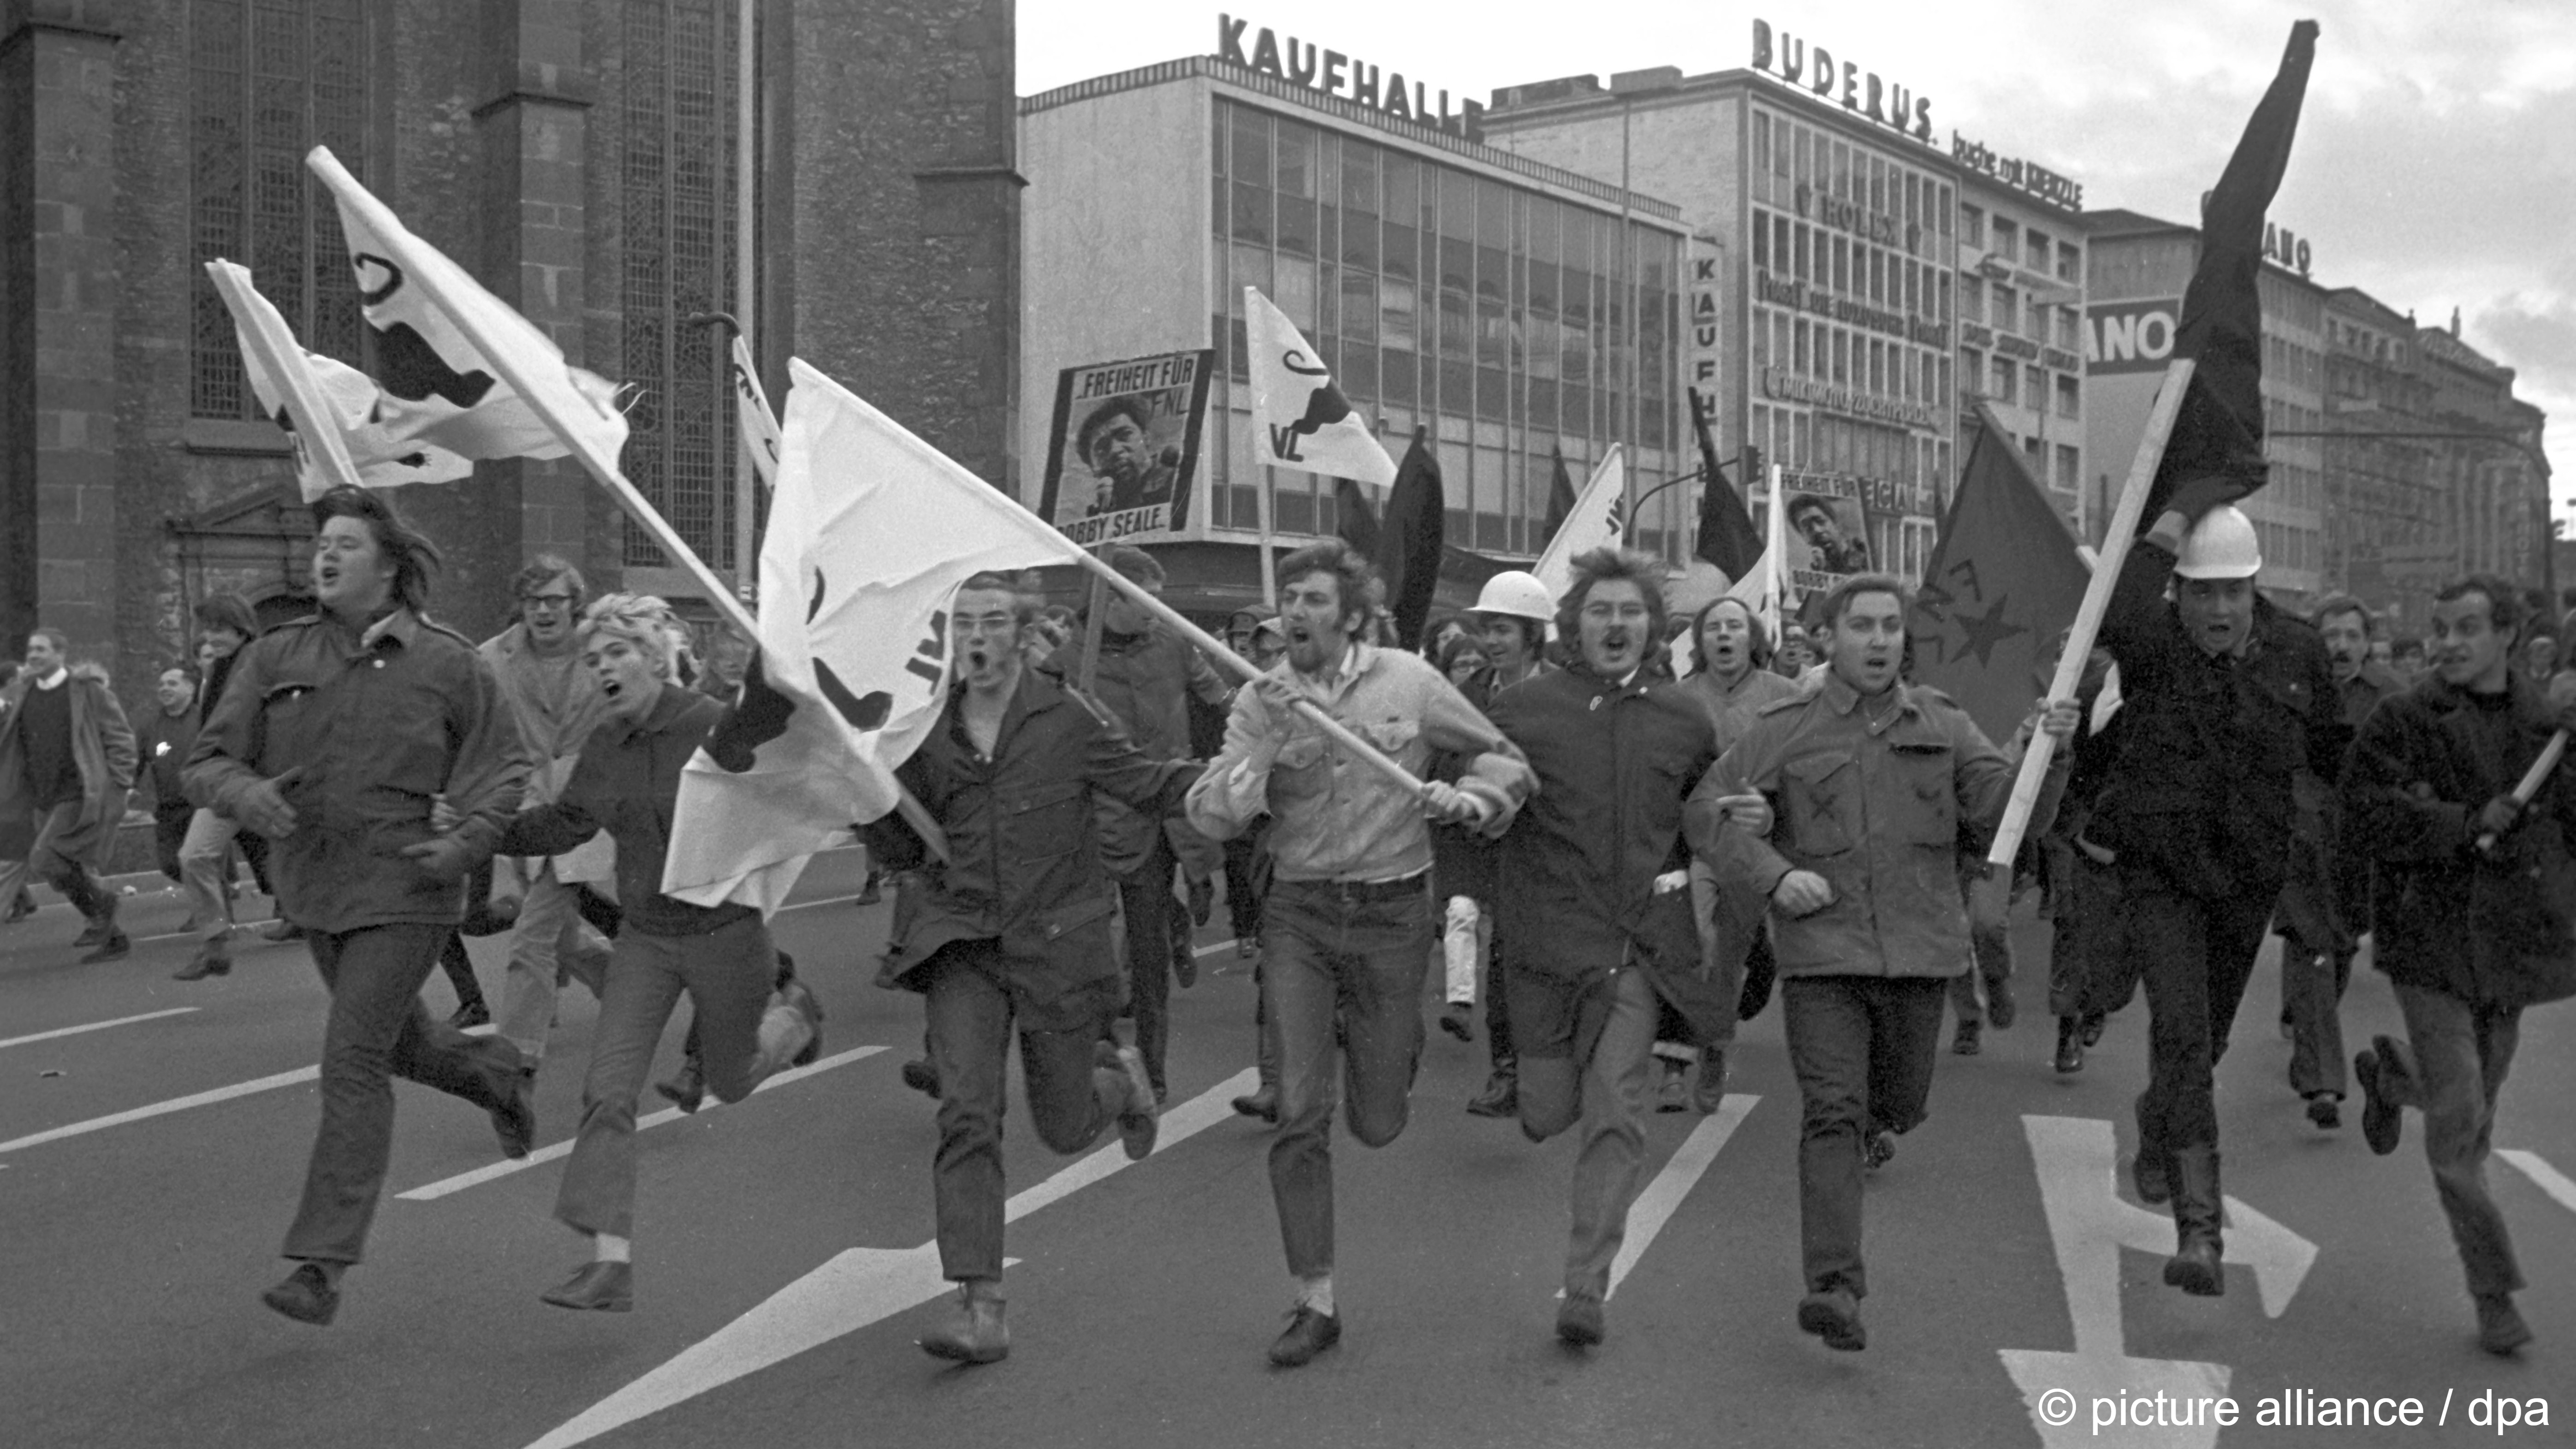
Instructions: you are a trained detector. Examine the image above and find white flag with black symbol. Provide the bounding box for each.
[308,146,629,471]
[1531,445,1628,599]
[727,333,783,491]
[207,260,473,499]
[1246,287,1396,487]
[662,359,1082,909]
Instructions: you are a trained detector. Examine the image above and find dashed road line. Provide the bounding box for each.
[0,1007,198,1051]
[2499,1149,2576,1215]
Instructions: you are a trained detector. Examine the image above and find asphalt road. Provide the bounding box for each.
[5,852,2571,1449]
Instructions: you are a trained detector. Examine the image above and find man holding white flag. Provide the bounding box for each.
[1246,288,1396,487]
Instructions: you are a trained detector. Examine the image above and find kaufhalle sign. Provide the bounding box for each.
[1215,13,1485,139]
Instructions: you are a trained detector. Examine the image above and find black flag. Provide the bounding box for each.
[1695,445,1763,583]
[1379,432,1445,648]
[2142,19,2318,526]
[1334,477,1382,563]
[1541,447,1578,542]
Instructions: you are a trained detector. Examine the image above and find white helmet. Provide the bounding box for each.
[1470,570,1556,624]
[2173,505,2261,580]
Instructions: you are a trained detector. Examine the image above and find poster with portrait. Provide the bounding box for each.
[1776,468,1882,596]
[1037,349,1215,546]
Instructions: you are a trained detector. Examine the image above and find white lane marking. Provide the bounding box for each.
[521,1068,1258,1449]
[2500,1149,2576,1214]
[0,1007,198,1051]
[1605,1093,1757,1299]
[0,1065,318,1155]
[399,1046,886,1201]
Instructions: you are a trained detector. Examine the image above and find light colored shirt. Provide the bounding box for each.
[1187,642,1532,883]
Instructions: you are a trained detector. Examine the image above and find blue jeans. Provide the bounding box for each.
[1263,876,1433,1279]
[925,939,1129,1283]
[283,923,524,1263]
[2380,983,2524,1299]
[1517,964,1660,1302]
[1780,974,1948,1298]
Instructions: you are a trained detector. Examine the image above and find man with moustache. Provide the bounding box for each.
[1485,549,1733,1346]
[1189,540,1532,1367]
[2343,575,2576,1356]
[2273,595,2402,1127]
[2086,497,2342,1298]
[186,486,535,1326]
[861,573,1194,1366]
[1690,574,2076,1351]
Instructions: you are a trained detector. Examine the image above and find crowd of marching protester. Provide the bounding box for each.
[2,481,2567,1367]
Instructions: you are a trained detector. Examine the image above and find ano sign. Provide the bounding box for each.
[2084,298,2180,376]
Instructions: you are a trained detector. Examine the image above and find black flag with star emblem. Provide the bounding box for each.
[1910,405,2092,743]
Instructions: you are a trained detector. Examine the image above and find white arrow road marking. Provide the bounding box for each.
[399,1046,887,1201]
[2499,1149,2576,1214]
[1553,1093,1759,1301]
[0,1007,198,1051]
[520,1067,1259,1449]
[2000,1116,2318,1449]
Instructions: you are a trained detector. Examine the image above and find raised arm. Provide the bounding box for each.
[1185,681,1284,842]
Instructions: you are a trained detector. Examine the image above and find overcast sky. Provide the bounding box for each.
[1021,0,2576,517]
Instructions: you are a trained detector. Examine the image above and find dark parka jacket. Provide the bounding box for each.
[863,668,1201,1031]
[1043,624,1225,877]
[1486,665,1727,1052]
[2087,539,2344,899]
[2338,673,2576,1012]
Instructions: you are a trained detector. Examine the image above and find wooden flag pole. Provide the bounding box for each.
[1986,356,2196,870]
[304,148,946,861]
[2477,729,2569,852]
[1077,546,1110,694]
[1065,549,1432,799]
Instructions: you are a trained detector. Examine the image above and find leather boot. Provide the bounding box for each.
[2162,1144,2225,1297]
[2052,1015,2084,1074]
[918,1281,1009,1364]
[1466,1057,1519,1117]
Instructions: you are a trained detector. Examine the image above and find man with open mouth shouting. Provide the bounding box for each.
[861,571,1204,1366]
[1187,540,1534,1369]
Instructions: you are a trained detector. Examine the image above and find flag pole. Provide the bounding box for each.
[1985,356,2196,869]
[1066,548,1430,798]
[732,0,757,599]
[303,148,947,861]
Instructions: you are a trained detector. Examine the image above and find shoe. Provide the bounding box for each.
[489,1068,537,1159]
[1438,1003,1474,1043]
[901,1057,942,1100]
[1864,1130,1895,1171]
[2131,1146,2172,1205]
[1236,937,1259,960]
[855,871,884,906]
[2475,1292,2534,1356]
[73,916,107,948]
[655,1058,706,1114]
[2161,1145,2225,1298]
[1113,1045,1158,1159]
[2080,1012,2106,1047]
[1951,1020,1981,1055]
[1173,948,1198,990]
[1796,1289,1866,1351]
[1231,1084,1279,1123]
[918,1288,1009,1364]
[1555,1294,1605,1346]
[1188,877,1214,929]
[772,978,825,1068]
[446,1000,490,1030]
[2304,1092,2340,1130]
[1267,1306,1341,1367]
[3,890,34,925]
[174,941,233,980]
[262,1262,340,1325]
[261,919,305,943]
[2053,1016,2085,1074]
[1656,1062,1691,1113]
[78,929,131,964]
[1986,977,2016,1029]
[1466,1068,1519,1118]
[1692,1047,1729,1115]
[2355,1043,2403,1156]
[541,1260,634,1312]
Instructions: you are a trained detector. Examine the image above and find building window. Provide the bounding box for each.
[1990,284,2015,333]
[2024,363,2045,405]
[1961,203,1984,249]
[620,0,742,570]
[189,0,369,420]
[1993,217,2018,265]
[2055,373,2079,419]
[2056,240,2080,282]
[1989,354,2015,404]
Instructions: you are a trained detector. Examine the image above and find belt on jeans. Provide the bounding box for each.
[1277,872,1427,903]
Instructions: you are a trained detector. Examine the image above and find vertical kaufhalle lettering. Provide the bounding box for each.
[1750,18,1933,143]
[1217,13,1484,141]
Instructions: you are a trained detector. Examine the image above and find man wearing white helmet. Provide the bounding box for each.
[2087,489,2342,1300]
[1456,569,1560,1117]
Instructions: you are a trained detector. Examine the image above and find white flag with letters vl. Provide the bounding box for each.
[660,359,1084,909]
[1246,287,1396,487]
